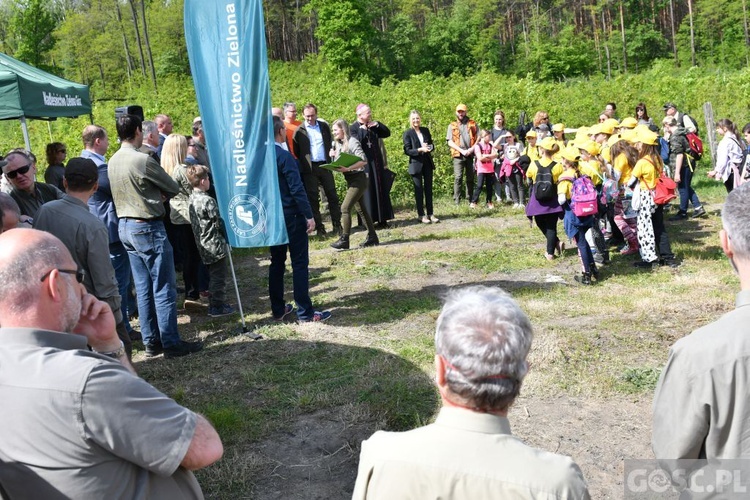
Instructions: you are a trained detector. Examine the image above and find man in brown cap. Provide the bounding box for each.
[446,104,478,205]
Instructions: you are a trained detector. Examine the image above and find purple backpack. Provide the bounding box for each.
[570,175,599,216]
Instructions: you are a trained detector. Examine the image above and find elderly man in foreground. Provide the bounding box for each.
[352,286,590,499]
[653,182,750,458]
[0,229,223,498]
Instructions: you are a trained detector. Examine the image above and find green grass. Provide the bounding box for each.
[131,189,738,498]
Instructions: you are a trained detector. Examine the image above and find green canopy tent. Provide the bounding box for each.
[0,52,91,151]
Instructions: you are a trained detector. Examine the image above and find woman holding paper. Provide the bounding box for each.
[403,110,438,224]
[329,119,379,250]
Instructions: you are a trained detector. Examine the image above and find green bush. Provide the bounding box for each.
[3,62,748,203]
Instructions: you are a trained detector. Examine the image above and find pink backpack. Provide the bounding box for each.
[570,175,599,216]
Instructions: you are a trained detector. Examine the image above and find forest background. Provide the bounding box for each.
[2,0,750,201]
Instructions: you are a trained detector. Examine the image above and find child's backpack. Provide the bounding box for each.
[602,177,619,204]
[653,172,677,205]
[570,175,599,216]
[534,160,556,201]
[685,132,703,161]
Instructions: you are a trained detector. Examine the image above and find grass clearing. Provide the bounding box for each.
[131,185,737,498]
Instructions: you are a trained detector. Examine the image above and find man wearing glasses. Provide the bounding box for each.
[34,158,133,358]
[283,101,301,154]
[2,150,63,219]
[0,228,223,498]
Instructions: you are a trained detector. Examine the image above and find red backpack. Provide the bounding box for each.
[685,132,703,160]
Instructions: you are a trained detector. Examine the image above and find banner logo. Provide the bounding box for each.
[228,194,266,238]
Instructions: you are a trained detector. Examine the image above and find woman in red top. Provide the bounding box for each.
[470,129,498,209]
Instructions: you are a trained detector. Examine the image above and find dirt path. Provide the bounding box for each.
[235,207,660,499]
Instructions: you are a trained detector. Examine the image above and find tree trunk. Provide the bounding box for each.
[619,1,627,73]
[605,42,611,80]
[669,0,678,66]
[591,5,602,72]
[139,0,157,91]
[114,0,134,79]
[128,0,147,77]
[687,0,696,66]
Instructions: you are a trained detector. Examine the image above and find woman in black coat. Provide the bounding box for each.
[403,110,439,223]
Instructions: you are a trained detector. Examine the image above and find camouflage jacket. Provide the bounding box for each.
[189,190,228,265]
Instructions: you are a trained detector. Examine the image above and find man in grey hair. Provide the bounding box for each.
[352,286,590,499]
[653,182,750,459]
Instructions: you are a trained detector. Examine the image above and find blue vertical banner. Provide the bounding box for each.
[184,0,287,248]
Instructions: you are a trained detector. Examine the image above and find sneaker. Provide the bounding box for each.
[668,212,688,222]
[145,342,163,357]
[421,216,431,224]
[208,303,235,318]
[429,215,440,223]
[163,340,204,359]
[692,207,707,218]
[302,310,332,323]
[660,258,680,268]
[606,238,625,248]
[545,253,555,261]
[199,291,210,304]
[469,202,477,209]
[183,296,204,309]
[274,303,295,321]
[620,244,640,256]
[486,203,494,209]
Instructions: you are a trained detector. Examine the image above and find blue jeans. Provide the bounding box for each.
[110,241,134,334]
[269,213,314,321]
[118,219,181,348]
[677,162,702,214]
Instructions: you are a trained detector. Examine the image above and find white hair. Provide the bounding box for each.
[435,286,533,412]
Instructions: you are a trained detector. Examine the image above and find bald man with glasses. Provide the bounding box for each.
[2,150,63,219]
[0,228,223,498]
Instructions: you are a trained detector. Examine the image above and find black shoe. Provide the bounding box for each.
[163,340,204,359]
[375,222,390,229]
[633,260,658,269]
[669,212,688,222]
[692,207,707,218]
[331,235,350,250]
[574,272,592,285]
[332,224,343,236]
[316,227,327,237]
[590,265,600,281]
[660,258,680,268]
[145,342,163,357]
[602,252,610,265]
[360,234,380,247]
[128,329,142,342]
[605,238,625,248]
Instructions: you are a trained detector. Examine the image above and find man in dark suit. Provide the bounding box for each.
[270,116,331,323]
[403,110,439,224]
[292,103,342,236]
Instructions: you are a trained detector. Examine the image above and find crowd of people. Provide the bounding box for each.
[2,99,750,497]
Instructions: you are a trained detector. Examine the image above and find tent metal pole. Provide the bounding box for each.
[20,116,30,151]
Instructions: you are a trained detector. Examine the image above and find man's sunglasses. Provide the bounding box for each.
[5,164,31,179]
[39,268,86,283]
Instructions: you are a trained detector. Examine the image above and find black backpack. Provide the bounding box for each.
[534,160,556,201]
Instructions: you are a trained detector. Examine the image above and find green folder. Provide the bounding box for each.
[319,153,363,171]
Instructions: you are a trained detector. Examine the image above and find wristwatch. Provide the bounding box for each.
[94,341,125,359]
